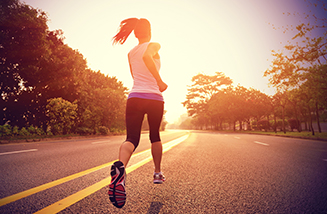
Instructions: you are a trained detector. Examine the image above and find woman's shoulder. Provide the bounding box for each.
[146,42,161,52]
[148,42,160,48]
[129,42,161,57]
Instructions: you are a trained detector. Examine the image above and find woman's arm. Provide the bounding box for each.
[143,43,168,92]
[128,54,133,79]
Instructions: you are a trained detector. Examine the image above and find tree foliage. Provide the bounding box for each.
[263,0,327,134]
[0,0,128,135]
[183,69,326,132]
[206,85,271,130]
[182,72,232,117]
[46,98,77,135]
[182,70,274,131]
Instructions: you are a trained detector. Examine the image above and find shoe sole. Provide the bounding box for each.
[153,178,165,184]
[108,162,126,208]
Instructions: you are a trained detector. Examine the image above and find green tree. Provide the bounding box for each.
[0,0,49,126]
[207,89,232,130]
[183,72,232,116]
[76,70,127,132]
[275,91,289,133]
[1,0,128,134]
[303,64,327,132]
[285,89,303,132]
[207,86,271,131]
[0,1,86,128]
[46,97,77,135]
[182,72,232,129]
[248,88,271,123]
[264,1,327,134]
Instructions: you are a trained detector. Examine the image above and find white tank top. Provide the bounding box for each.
[128,42,162,96]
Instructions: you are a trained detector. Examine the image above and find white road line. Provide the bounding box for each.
[234,136,240,139]
[254,141,269,146]
[0,149,38,156]
[91,140,110,144]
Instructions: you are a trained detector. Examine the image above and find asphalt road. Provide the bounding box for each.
[0,130,326,213]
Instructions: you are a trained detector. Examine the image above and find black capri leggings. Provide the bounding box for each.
[125,98,164,149]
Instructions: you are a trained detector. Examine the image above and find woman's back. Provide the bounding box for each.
[128,42,162,95]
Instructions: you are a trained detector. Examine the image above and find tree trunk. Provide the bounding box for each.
[304,120,308,131]
[309,107,315,136]
[297,119,302,132]
[316,102,321,133]
[248,120,251,131]
[310,118,315,135]
[292,102,301,132]
[274,114,277,133]
[282,106,286,134]
[295,115,301,132]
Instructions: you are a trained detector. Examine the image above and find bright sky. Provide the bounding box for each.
[22,0,322,124]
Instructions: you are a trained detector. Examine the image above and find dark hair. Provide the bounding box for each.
[112,18,151,45]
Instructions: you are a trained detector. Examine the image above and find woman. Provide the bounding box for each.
[108,18,168,209]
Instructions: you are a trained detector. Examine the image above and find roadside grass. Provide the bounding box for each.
[0,130,126,144]
[226,130,327,141]
[0,134,81,144]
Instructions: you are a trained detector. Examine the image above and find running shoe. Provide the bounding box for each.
[108,161,126,208]
[153,172,166,184]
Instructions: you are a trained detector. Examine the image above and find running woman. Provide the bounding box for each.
[108,18,168,209]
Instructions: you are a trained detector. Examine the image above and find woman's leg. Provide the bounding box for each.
[109,98,144,208]
[151,141,162,173]
[119,141,135,167]
[121,98,145,166]
[147,100,164,173]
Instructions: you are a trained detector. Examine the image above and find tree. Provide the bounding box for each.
[248,88,271,121]
[184,71,273,131]
[0,0,49,126]
[1,0,128,134]
[303,64,327,133]
[0,1,87,128]
[46,98,77,135]
[207,91,228,130]
[182,72,232,129]
[264,1,327,134]
[76,70,127,132]
[286,89,303,132]
[206,86,258,131]
[274,92,289,133]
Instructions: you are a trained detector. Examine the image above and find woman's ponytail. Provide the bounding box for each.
[113,18,151,45]
[112,18,139,45]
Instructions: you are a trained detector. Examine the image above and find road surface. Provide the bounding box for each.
[0,130,326,213]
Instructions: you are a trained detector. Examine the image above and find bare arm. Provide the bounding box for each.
[142,43,168,92]
[128,55,133,79]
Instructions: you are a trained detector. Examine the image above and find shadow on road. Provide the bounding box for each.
[147,201,163,214]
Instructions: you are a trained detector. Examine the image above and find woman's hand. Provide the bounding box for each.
[158,81,168,92]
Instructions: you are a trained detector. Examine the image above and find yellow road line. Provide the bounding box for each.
[34,134,189,214]
[0,133,189,208]
[0,160,115,207]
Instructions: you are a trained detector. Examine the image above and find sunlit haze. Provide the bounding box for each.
[22,0,321,124]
